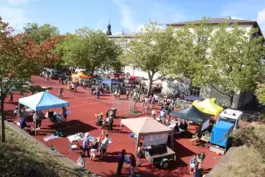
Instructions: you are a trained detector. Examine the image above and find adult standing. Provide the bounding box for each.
[129,154,136,177]
[100,133,110,159]
[62,107,67,121]
[108,116,113,132]
[82,132,90,157]
[117,149,126,177]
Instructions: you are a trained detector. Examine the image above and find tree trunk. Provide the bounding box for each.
[90,66,95,76]
[147,72,155,96]
[229,95,234,108]
[1,97,5,143]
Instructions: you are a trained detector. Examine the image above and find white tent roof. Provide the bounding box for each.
[121,117,172,136]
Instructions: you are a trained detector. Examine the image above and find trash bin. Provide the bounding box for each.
[110,108,117,118]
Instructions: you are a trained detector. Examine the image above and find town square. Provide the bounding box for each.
[1,1,265,177]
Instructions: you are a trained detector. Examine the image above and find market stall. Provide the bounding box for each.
[209,120,234,155]
[101,79,121,93]
[120,117,175,169]
[170,106,211,125]
[72,71,91,82]
[193,98,223,116]
[18,91,69,111]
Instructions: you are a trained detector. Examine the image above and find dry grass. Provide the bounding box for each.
[0,127,81,177]
[215,146,265,177]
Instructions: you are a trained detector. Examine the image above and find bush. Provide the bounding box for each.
[231,124,265,159]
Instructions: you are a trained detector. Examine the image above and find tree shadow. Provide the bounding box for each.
[48,120,97,135]
[174,141,195,158]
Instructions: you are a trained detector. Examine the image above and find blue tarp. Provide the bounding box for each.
[210,121,234,148]
[101,79,120,85]
[18,91,69,111]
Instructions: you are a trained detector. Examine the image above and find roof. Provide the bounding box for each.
[219,109,243,120]
[167,18,257,27]
[121,117,172,135]
[107,33,136,39]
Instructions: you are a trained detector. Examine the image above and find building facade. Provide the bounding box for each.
[167,17,264,109]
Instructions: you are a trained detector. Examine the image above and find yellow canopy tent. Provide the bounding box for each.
[71,72,91,81]
[192,98,223,116]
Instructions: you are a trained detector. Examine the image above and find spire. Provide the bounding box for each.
[106,16,112,35]
[122,29,125,35]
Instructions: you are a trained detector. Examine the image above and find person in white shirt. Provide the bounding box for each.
[100,133,110,159]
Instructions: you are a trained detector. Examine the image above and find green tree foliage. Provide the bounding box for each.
[0,17,38,142]
[125,21,175,95]
[57,28,122,75]
[166,19,213,81]
[167,19,265,107]
[23,23,60,44]
[205,23,265,106]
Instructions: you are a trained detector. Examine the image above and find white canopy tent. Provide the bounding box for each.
[120,117,174,153]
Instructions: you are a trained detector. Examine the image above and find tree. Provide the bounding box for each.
[166,19,213,82]
[57,28,122,75]
[0,17,37,142]
[202,22,265,106]
[125,21,175,95]
[23,23,60,44]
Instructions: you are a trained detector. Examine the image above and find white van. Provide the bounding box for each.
[218,109,243,130]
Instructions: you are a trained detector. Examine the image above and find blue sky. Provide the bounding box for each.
[0,0,265,34]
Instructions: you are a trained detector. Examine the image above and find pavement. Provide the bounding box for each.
[4,76,221,177]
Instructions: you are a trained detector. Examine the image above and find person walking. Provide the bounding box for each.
[129,154,136,177]
[58,88,64,98]
[117,149,126,177]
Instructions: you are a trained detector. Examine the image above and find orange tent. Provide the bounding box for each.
[77,72,91,79]
[72,72,91,80]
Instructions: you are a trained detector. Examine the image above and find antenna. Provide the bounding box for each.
[109,14,111,24]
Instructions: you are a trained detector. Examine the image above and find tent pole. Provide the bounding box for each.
[171,130,174,149]
[136,135,140,155]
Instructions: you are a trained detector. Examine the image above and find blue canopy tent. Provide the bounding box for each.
[101,79,120,85]
[210,121,234,148]
[18,91,69,111]
[170,106,211,125]
[101,79,121,93]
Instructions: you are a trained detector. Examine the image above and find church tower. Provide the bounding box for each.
[106,20,112,35]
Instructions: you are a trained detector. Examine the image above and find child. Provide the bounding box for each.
[151,109,156,119]
[58,88,63,98]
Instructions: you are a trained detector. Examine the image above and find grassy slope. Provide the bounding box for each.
[0,127,80,177]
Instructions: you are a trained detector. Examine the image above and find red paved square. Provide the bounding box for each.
[4,76,220,177]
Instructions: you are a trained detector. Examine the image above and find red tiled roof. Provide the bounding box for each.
[167,18,257,27]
